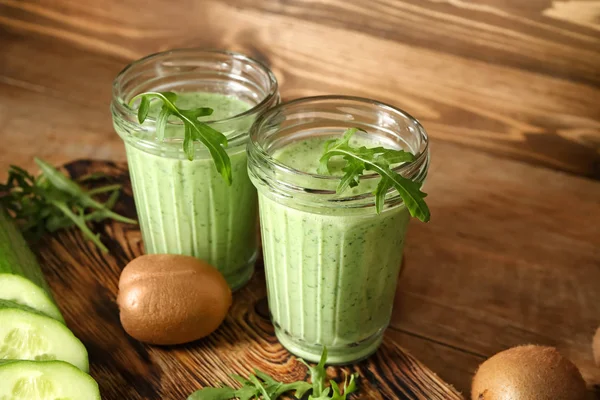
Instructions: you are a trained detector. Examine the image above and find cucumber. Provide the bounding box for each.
[0,208,64,322]
[0,300,89,372]
[0,360,100,400]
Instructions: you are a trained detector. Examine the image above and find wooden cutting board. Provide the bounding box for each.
[35,159,464,400]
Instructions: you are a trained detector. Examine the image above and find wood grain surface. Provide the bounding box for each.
[33,159,463,400]
[0,0,599,397]
[1,0,599,178]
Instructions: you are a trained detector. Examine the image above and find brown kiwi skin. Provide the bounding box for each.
[594,327,600,367]
[117,254,232,345]
[471,345,587,400]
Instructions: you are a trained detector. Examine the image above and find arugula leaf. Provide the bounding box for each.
[235,385,259,400]
[254,369,282,398]
[50,200,108,252]
[273,381,312,399]
[187,387,237,400]
[156,108,171,141]
[300,347,328,397]
[344,374,357,396]
[249,374,272,399]
[330,381,343,400]
[76,171,110,183]
[308,388,331,400]
[34,158,136,225]
[137,96,150,123]
[86,184,122,197]
[103,189,121,209]
[329,373,358,400]
[130,91,232,185]
[186,348,356,400]
[0,158,137,252]
[318,128,430,222]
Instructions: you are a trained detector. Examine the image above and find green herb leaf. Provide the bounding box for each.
[77,171,110,183]
[254,369,279,386]
[156,108,171,141]
[235,385,259,400]
[186,348,354,400]
[103,189,121,209]
[248,375,273,400]
[50,201,108,253]
[344,374,358,396]
[319,128,430,222]
[300,347,328,397]
[254,369,282,397]
[274,381,312,399]
[249,368,312,399]
[329,373,358,400]
[308,387,331,400]
[183,124,195,160]
[187,387,237,400]
[130,91,232,185]
[0,158,137,252]
[34,158,137,225]
[86,184,122,196]
[330,381,342,398]
[137,96,150,124]
[34,158,88,201]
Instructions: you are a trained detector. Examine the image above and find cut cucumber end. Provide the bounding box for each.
[0,274,64,322]
[0,303,89,373]
[0,360,100,400]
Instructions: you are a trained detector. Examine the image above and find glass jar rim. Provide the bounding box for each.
[111,48,279,128]
[249,95,429,183]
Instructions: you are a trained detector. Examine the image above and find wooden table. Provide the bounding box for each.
[1,0,599,397]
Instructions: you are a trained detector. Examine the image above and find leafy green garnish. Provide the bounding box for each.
[0,158,137,252]
[330,374,357,400]
[129,91,232,185]
[300,347,328,397]
[188,348,358,400]
[189,387,237,400]
[318,128,430,222]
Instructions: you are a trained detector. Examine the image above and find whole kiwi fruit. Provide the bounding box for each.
[471,345,587,400]
[117,254,232,345]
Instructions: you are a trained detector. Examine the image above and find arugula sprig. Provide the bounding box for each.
[188,348,359,400]
[0,158,137,252]
[329,374,357,400]
[130,91,233,185]
[299,348,328,398]
[318,128,430,222]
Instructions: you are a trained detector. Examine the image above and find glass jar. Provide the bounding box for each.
[248,96,429,364]
[111,49,279,290]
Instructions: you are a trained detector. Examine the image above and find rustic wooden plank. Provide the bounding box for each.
[0,29,123,106]
[33,159,464,400]
[2,0,599,82]
[218,0,600,86]
[0,1,598,396]
[0,81,125,176]
[0,2,599,178]
[385,327,485,396]
[389,141,600,392]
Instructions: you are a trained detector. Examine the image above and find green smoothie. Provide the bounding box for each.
[257,136,411,364]
[118,92,258,290]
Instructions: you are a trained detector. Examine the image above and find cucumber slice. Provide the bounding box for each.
[0,360,100,400]
[0,300,89,372]
[0,209,63,322]
[0,275,63,323]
